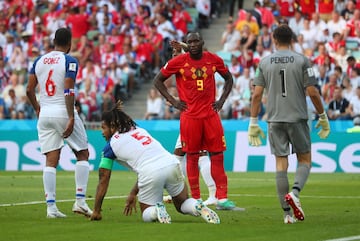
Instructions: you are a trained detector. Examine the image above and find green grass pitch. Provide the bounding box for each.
[0,171,359,241]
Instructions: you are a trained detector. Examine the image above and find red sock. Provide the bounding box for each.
[210,152,228,199]
[186,153,200,199]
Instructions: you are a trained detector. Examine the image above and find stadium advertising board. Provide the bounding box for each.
[0,130,359,173]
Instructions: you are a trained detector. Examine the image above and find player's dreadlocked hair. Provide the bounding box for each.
[101,100,137,133]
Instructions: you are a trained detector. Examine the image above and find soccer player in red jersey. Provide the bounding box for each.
[154,32,237,210]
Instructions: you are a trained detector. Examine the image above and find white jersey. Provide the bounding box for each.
[102,127,178,174]
[30,50,78,118]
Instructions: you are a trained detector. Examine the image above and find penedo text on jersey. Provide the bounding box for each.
[270,56,295,64]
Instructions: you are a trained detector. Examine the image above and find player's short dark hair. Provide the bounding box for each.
[54,28,72,47]
[273,24,293,45]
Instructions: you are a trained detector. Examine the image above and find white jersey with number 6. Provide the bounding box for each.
[30,50,78,118]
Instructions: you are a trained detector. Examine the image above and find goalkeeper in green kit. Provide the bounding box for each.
[247,24,330,224]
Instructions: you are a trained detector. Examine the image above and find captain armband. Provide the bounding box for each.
[64,88,75,96]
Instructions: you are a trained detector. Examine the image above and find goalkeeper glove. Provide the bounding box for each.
[315,112,330,139]
[248,117,265,146]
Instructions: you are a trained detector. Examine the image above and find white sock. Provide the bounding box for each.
[174,154,186,177]
[198,155,216,198]
[43,166,56,206]
[142,206,157,222]
[180,198,199,216]
[75,161,90,203]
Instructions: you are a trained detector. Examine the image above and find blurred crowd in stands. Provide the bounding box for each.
[0,0,222,121]
[145,0,360,122]
[212,0,360,122]
[1,0,360,123]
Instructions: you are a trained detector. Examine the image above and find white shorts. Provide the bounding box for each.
[174,134,182,149]
[37,115,88,154]
[137,163,185,205]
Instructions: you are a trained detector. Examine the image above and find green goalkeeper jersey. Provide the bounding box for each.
[254,49,317,123]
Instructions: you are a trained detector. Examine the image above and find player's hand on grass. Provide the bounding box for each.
[123,194,137,216]
[315,112,330,139]
[248,117,265,146]
[90,211,102,221]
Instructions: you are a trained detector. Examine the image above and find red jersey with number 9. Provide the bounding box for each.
[161,51,228,118]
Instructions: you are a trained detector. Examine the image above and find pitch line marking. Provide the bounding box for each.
[1,194,359,207]
[0,195,127,207]
[323,235,360,241]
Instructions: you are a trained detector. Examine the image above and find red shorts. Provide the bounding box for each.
[180,113,226,153]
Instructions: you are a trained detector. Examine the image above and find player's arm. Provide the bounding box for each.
[62,76,75,138]
[153,67,186,111]
[90,167,112,221]
[123,180,139,216]
[250,85,264,117]
[26,74,40,117]
[248,85,266,146]
[307,85,324,114]
[307,85,330,139]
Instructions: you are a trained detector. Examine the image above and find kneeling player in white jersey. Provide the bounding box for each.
[90,101,220,224]
[26,28,92,218]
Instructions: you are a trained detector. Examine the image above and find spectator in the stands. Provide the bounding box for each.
[327,11,347,37]
[0,21,6,48]
[346,56,360,78]
[310,12,328,41]
[171,1,193,39]
[277,0,296,19]
[257,24,273,52]
[349,86,360,118]
[144,87,163,120]
[235,10,259,36]
[322,73,340,105]
[288,8,304,36]
[318,0,334,22]
[8,45,27,79]
[342,76,355,101]
[2,73,25,102]
[221,20,241,52]
[332,46,349,73]
[325,32,346,57]
[327,86,351,120]
[147,23,163,73]
[163,86,180,120]
[341,0,356,21]
[4,88,25,119]
[349,67,360,91]
[96,65,115,112]
[344,9,360,42]
[42,0,63,39]
[0,55,11,93]
[65,4,90,49]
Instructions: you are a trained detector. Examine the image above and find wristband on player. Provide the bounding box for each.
[64,88,75,96]
[319,112,327,120]
[250,117,258,125]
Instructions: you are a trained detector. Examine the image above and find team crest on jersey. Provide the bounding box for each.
[69,63,77,71]
[195,68,203,78]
